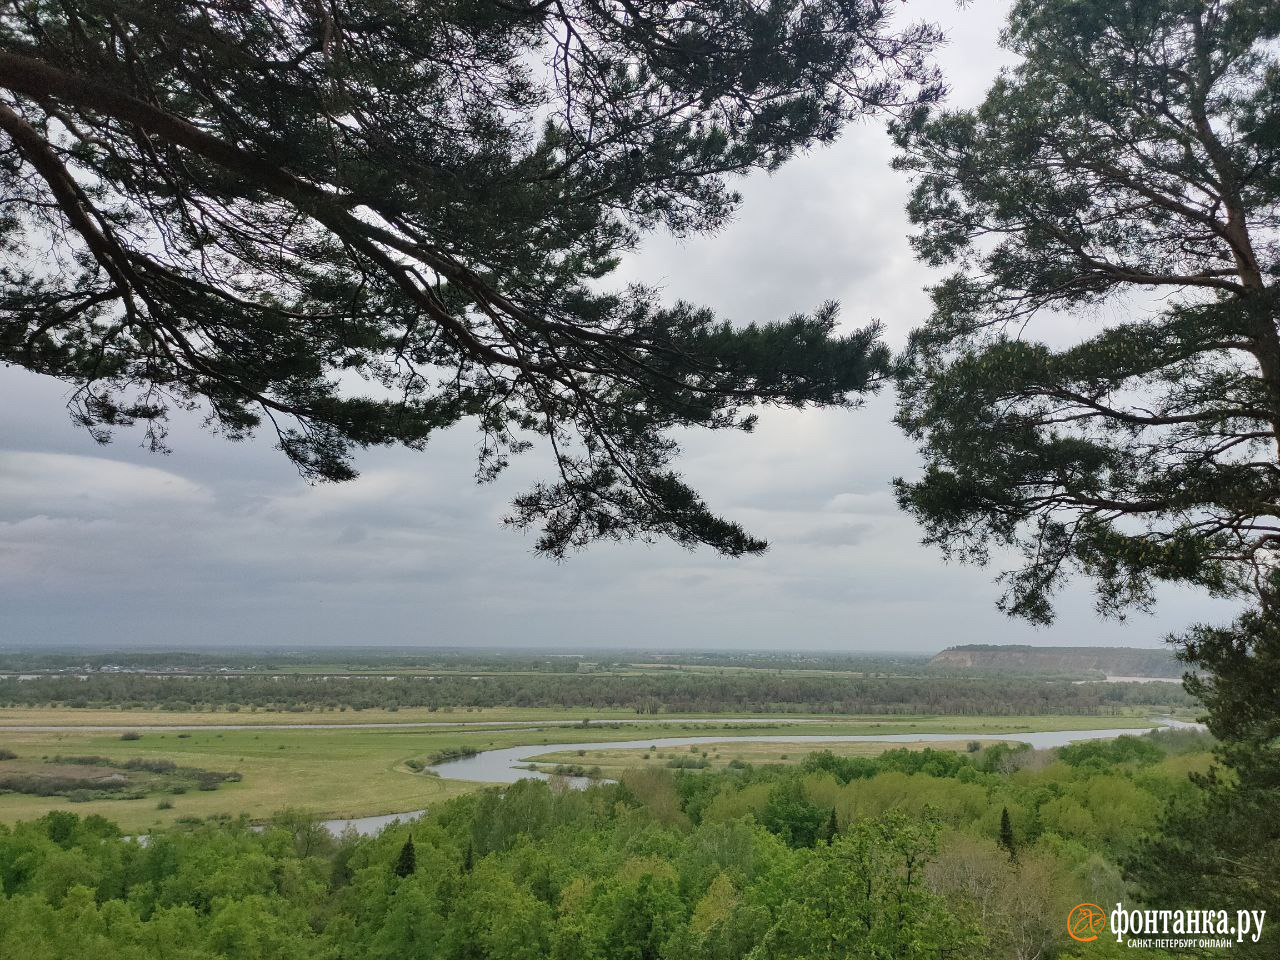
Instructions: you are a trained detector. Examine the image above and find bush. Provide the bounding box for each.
[120,731,142,741]
[156,798,174,810]
[1058,736,1162,768]
[123,758,177,774]
[0,749,16,760]
[667,756,710,769]
[426,747,479,765]
[190,770,241,791]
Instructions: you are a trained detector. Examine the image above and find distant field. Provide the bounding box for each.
[0,704,664,727]
[0,713,1164,832]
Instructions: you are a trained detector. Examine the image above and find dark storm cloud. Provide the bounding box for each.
[0,0,1240,649]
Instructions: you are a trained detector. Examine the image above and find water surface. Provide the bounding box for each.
[426,725,1178,786]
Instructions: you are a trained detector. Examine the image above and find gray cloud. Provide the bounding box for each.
[793,523,876,548]
[0,0,1241,650]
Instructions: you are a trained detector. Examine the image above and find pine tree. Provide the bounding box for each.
[394,834,416,879]
[822,808,840,843]
[462,841,474,874]
[894,0,1280,622]
[999,808,1017,862]
[0,0,942,556]
[895,1,1278,935]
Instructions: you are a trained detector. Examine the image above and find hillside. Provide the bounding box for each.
[929,645,1183,678]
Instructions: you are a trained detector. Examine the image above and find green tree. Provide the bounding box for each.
[393,834,416,879]
[1132,604,1280,956]
[892,0,1279,941]
[748,814,981,959]
[760,778,826,848]
[893,0,1280,622]
[998,807,1016,863]
[0,0,941,556]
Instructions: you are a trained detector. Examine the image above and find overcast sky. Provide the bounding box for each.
[0,0,1240,651]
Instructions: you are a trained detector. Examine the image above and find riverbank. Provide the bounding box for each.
[0,714,1180,833]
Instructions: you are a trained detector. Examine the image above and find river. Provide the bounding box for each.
[318,718,1201,835]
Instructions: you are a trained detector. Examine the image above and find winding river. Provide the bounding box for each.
[319,718,1202,835]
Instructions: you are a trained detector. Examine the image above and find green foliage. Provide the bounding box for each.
[393,836,416,879]
[747,814,981,959]
[425,747,480,765]
[0,0,945,555]
[667,756,711,769]
[1058,736,1162,769]
[760,779,827,848]
[0,732,1209,960]
[0,667,1197,714]
[893,0,1280,621]
[0,755,239,801]
[1131,603,1280,956]
[999,807,1017,862]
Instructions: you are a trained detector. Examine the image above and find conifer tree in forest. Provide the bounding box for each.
[0,0,942,555]
[394,833,416,878]
[998,807,1016,862]
[822,807,840,842]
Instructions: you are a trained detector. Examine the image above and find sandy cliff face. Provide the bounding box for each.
[928,646,1182,677]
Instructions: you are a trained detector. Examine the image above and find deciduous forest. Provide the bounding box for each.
[0,732,1220,960]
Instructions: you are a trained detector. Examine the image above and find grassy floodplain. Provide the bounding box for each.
[0,704,678,727]
[0,701,1192,728]
[0,712,1162,832]
[522,738,1004,779]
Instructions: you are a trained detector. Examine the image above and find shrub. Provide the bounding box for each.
[120,731,142,741]
[124,758,177,774]
[426,747,479,765]
[667,756,710,769]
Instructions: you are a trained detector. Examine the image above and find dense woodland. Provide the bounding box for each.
[0,671,1197,716]
[0,731,1232,960]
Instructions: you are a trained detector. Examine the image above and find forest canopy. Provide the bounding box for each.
[0,732,1225,959]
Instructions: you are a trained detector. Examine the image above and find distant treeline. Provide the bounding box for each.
[0,672,1196,715]
[0,649,929,675]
